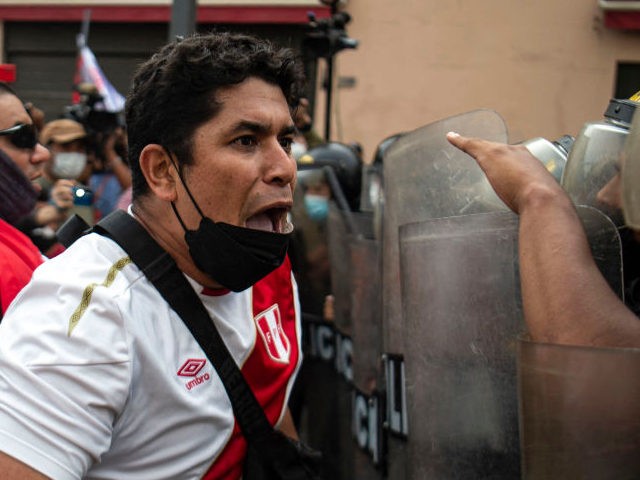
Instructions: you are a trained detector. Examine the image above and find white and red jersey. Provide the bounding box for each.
[0,229,302,480]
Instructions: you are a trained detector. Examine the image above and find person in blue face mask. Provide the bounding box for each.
[303,173,331,223]
[289,169,333,318]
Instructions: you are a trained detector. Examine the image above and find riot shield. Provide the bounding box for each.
[380,110,508,478]
[516,205,634,480]
[398,211,523,478]
[519,338,640,479]
[577,205,624,298]
[395,205,624,478]
[382,109,509,368]
[303,203,381,480]
[562,108,640,314]
[380,107,624,477]
[348,217,384,480]
[327,203,375,332]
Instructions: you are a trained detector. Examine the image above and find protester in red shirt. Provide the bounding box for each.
[0,82,51,316]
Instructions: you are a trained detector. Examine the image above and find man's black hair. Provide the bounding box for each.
[125,31,306,198]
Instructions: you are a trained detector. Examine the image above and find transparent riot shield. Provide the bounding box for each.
[381,109,509,479]
[577,205,624,297]
[562,111,640,314]
[327,203,375,332]
[398,211,523,478]
[519,339,640,479]
[516,205,636,480]
[382,109,508,357]
[376,107,630,478]
[294,201,379,479]
[395,205,623,478]
[348,218,384,480]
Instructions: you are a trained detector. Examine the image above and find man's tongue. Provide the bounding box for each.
[246,213,273,232]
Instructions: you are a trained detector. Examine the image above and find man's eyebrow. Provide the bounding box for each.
[280,125,296,136]
[229,120,296,136]
[230,120,268,135]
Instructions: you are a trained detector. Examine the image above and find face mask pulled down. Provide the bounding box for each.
[170,156,292,292]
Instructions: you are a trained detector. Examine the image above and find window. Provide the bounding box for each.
[615,62,640,99]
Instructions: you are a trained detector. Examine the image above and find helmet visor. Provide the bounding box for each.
[622,112,640,230]
[561,121,629,226]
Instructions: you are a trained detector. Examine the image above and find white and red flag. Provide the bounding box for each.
[72,35,125,113]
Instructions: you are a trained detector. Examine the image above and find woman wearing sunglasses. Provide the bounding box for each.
[0,82,51,317]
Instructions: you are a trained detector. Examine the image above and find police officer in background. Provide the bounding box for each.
[447,127,640,348]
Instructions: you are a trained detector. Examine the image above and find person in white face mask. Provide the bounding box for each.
[16,119,92,256]
[40,118,90,182]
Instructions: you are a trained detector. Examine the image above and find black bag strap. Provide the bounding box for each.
[94,210,274,442]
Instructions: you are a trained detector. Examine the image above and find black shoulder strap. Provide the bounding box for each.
[56,214,92,248]
[94,210,274,442]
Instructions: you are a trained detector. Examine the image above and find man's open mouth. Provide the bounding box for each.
[245,207,292,234]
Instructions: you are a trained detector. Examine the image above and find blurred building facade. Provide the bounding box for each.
[324,0,640,160]
[0,0,329,122]
[0,0,639,162]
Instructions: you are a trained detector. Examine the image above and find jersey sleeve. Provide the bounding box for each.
[0,250,133,480]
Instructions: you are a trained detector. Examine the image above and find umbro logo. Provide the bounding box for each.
[177,358,210,391]
[177,358,206,376]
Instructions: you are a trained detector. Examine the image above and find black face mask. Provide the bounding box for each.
[0,148,38,226]
[168,152,291,292]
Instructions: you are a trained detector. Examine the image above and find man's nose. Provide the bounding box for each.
[265,140,296,187]
[31,143,51,165]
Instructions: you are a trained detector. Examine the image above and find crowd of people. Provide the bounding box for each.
[14,118,129,256]
[2,106,132,260]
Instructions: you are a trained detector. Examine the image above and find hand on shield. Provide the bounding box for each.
[446,131,640,348]
[446,132,566,215]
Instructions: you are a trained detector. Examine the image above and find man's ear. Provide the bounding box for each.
[139,144,178,202]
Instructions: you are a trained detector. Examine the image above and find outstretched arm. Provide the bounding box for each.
[0,452,49,480]
[447,132,640,348]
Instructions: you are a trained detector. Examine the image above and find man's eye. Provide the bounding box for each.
[279,137,293,153]
[233,136,257,147]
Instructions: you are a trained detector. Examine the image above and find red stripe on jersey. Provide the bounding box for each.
[203,256,299,480]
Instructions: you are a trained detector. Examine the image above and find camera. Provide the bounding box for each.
[72,185,94,207]
[303,11,358,59]
[64,83,122,135]
[62,83,125,163]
